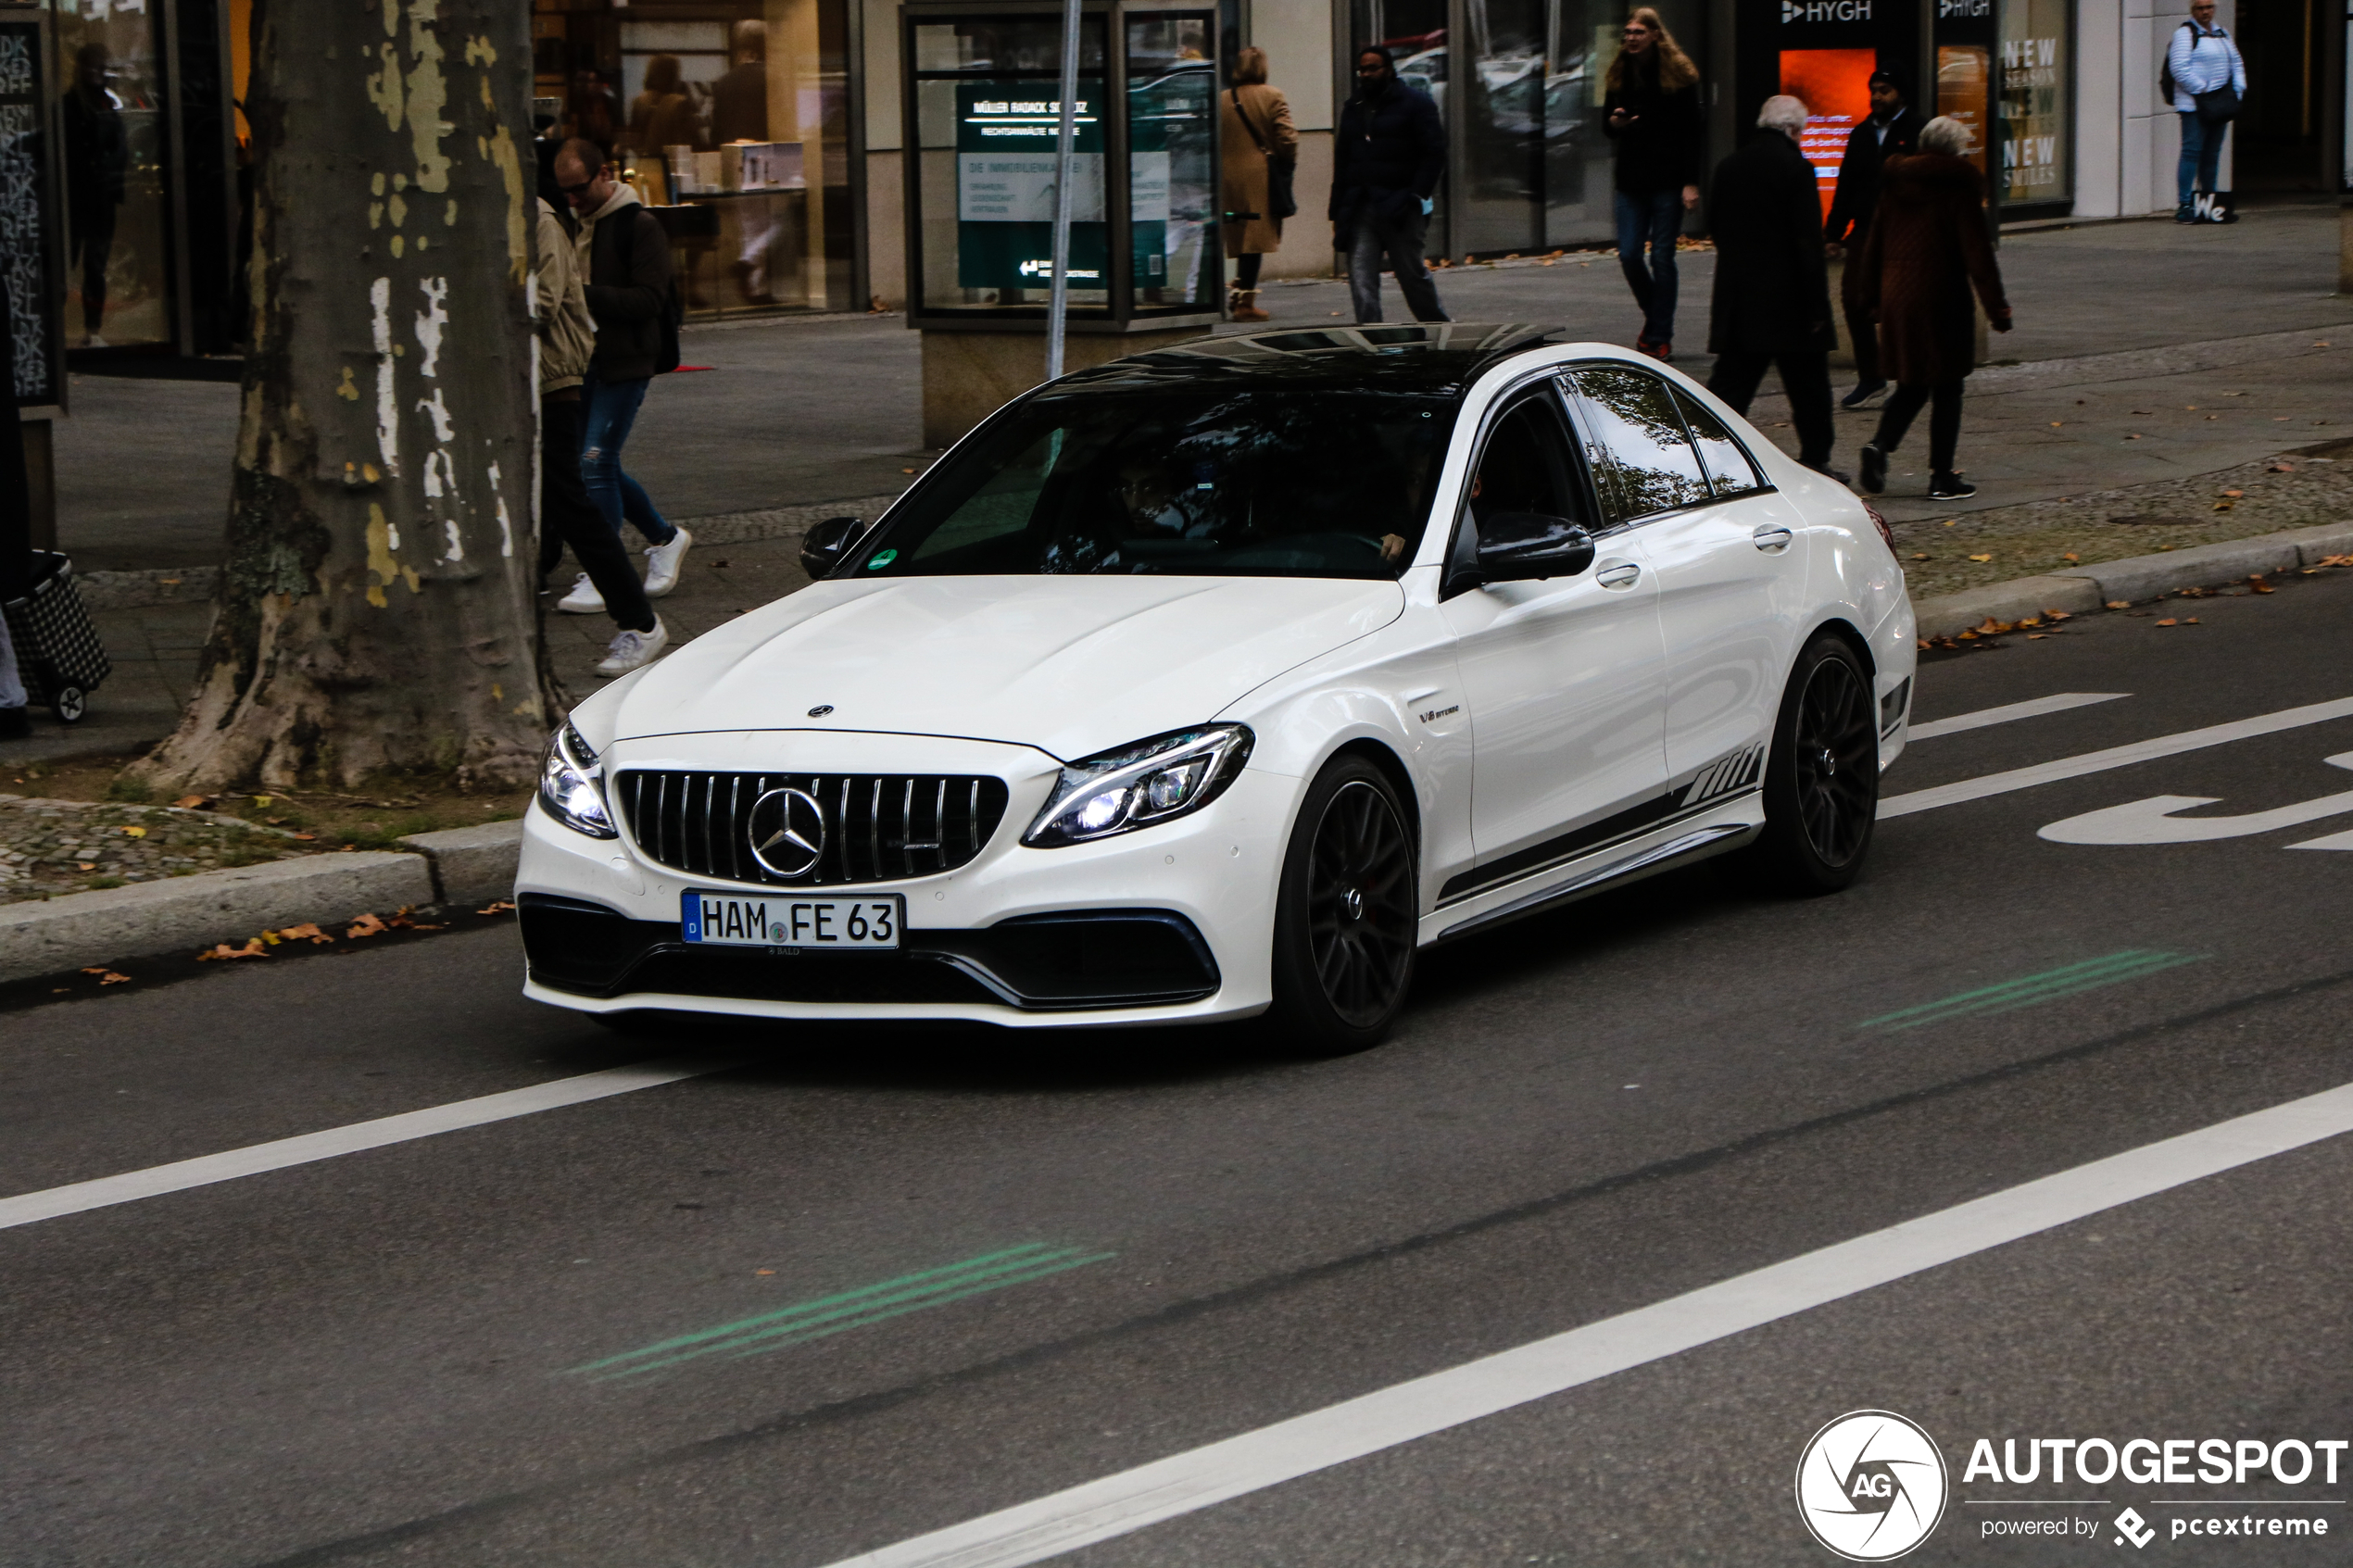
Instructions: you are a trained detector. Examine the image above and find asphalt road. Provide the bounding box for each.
[6,571,2352,1567]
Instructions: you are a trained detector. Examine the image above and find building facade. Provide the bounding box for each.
[11,0,2345,377]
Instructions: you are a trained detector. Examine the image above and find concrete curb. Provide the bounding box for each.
[0,851,434,984]
[1,820,527,983]
[1912,521,2353,639]
[396,821,524,908]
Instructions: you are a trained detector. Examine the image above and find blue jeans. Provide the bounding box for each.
[579,371,676,548]
[1614,187,1684,344]
[2177,112,2225,207]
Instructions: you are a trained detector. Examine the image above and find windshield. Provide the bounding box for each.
[845,388,1460,580]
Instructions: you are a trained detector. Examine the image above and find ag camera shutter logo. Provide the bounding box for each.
[1795,1411,1950,1561]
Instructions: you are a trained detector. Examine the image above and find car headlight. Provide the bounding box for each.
[537,721,617,839]
[1024,724,1253,847]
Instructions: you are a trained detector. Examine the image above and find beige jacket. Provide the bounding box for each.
[533,197,597,395]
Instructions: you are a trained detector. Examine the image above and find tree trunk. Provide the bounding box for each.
[132,0,549,794]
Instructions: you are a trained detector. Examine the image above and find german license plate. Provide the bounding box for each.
[681,891,902,949]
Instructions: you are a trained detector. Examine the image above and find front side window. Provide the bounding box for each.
[1567,365,1711,522]
[847,387,1459,580]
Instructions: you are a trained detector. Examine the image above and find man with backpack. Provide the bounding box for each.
[552,139,693,615]
[2165,0,2245,223]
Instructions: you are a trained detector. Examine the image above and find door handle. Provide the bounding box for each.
[1752,525,1793,553]
[1596,560,1642,589]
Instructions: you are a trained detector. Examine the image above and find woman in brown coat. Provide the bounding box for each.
[624,55,702,157]
[1219,47,1297,322]
[1856,116,2012,501]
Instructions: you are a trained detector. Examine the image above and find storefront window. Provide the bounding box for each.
[535,0,855,316]
[1998,0,2070,207]
[56,4,171,348]
[1348,0,1449,254]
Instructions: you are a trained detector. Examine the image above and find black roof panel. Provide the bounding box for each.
[1046,323,1564,398]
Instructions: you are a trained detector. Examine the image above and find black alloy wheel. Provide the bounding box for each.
[1268,756,1418,1054]
[1735,633,1880,895]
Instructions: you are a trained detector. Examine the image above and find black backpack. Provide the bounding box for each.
[640,207,685,375]
[2156,19,2197,105]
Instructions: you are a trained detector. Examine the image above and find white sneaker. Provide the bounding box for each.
[555,571,606,614]
[595,618,668,676]
[642,526,693,598]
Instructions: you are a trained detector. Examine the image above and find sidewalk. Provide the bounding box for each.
[24,206,2349,766]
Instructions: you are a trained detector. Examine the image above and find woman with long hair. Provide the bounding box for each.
[1602,8,1704,360]
[1219,46,1298,322]
[624,54,701,155]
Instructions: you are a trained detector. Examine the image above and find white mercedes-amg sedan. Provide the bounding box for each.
[518,324,1915,1052]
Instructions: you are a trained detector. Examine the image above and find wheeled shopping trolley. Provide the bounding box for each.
[2,550,111,723]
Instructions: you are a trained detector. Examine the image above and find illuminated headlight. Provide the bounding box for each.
[1024,724,1253,847]
[537,721,617,839]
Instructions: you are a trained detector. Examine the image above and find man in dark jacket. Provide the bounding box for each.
[552,139,692,616]
[1705,96,1840,480]
[1822,69,1918,408]
[1330,47,1448,325]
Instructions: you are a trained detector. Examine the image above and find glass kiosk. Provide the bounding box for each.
[902,5,1221,444]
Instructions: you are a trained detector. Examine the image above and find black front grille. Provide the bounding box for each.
[616,771,1012,886]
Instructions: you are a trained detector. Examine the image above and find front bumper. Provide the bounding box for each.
[514,730,1297,1027]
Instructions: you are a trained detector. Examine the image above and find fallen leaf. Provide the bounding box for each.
[278,922,333,944]
[2017,616,2042,628]
[252,795,271,806]
[2126,433,2142,440]
[2027,633,2047,640]
[265,816,286,825]
[172,795,209,809]
[2132,409,2154,414]
[1943,519,1957,527]
[1916,638,1931,649]
[2063,552,2080,561]
[1968,553,1993,562]
[2221,489,2243,497]
[2270,462,2296,472]
[76,862,94,872]
[2106,600,2131,608]
[1911,552,1931,560]
[1957,629,1979,640]
[2049,420,2063,427]
[120,825,146,838]
[476,900,516,915]
[80,968,132,985]
[2213,501,2233,511]
[2254,582,2276,594]
[291,833,316,841]
[346,912,388,939]
[2156,618,2178,626]
[197,939,270,961]
[2045,610,2072,621]
[2184,617,2200,624]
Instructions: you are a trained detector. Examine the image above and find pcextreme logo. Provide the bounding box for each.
[1796,1411,1952,1562]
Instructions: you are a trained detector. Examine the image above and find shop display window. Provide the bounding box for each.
[55,4,170,349]
[1997,0,2070,208]
[535,0,855,317]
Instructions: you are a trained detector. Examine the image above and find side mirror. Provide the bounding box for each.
[1474,513,1594,582]
[800,516,862,579]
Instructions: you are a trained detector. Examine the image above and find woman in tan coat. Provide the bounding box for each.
[624,55,702,156]
[1855,115,2012,501]
[1219,48,1297,322]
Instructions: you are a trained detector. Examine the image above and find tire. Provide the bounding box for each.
[1265,754,1419,1055]
[1734,632,1880,896]
[52,685,87,723]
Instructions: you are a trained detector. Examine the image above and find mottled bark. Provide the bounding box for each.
[133,0,547,793]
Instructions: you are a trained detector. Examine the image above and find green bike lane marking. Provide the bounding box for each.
[569,1243,1118,1382]
[1856,950,2210,1033]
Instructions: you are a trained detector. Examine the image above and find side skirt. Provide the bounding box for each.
[1424,818,1762,947]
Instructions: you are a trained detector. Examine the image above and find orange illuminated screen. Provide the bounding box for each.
[1779,49,1877,220]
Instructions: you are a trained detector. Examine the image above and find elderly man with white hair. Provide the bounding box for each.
[1704,93,1842,481]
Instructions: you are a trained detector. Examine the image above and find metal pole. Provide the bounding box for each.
[1045,0,1083,380]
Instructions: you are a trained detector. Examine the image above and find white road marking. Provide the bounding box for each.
[2287,825,2353,851]
[1880,696,2353,821]
[2041,754,2353,845]
[811,1081,2353,1568]
[1906,692,2129,741]
[0,1059,739,1233]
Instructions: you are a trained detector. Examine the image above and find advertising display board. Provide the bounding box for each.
[956,85,1110,290]
[1933,0,1994,176]
[0,16,62,408]
[1779,47,1878,219]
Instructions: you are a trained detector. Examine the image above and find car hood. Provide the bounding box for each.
[608,574,1405,759]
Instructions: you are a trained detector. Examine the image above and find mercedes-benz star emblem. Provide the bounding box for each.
[746,787,827,877]
[807,704,834,718]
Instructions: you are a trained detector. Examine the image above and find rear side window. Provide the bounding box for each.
[1674,388,1768,497]
[1566,365,1711,521]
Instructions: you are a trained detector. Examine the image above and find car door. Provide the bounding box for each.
[1565,365,1806,799]
[1436,382,1668,903]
